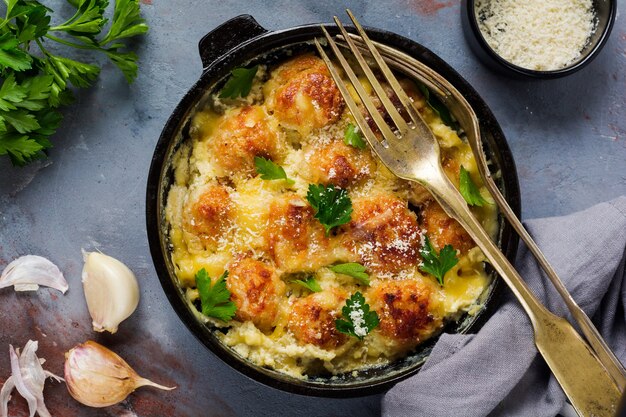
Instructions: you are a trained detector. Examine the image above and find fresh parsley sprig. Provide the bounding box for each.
[344,123,366,149]
[335,292,379,340]
[0,0,148,166]
[195,268,237,322]
[292,276,322,293]
[219,65,258,99]
[419,235,459,286]
[254,156,295,185]
[459,166,489,207]
[306,184,353,236]
[329,262,370,286]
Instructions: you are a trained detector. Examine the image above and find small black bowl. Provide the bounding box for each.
[461,0,617,78]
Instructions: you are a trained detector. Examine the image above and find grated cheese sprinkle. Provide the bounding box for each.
[475,0,596,70]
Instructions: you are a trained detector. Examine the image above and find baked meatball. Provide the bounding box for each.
[182,184,232,253]
[304,139,375,188]
[419,199,474,254]
[366,279,441,348]
[264,54,344,135]
[209,105,279,177]
[227,255,285,332]
[287,288,348,349]
[341,193,422,274]
[265,194,344,272]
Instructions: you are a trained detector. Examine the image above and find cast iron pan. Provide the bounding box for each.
[146,15,521,397]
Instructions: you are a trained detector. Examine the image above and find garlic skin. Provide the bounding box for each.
[0,255,68,293]
[64,341,175,408]
[0,340,63,417]
[82,251,140,334]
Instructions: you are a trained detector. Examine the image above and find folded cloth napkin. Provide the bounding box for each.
[382,196,626,417]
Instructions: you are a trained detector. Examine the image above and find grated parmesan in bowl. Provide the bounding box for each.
[462,0,616,76]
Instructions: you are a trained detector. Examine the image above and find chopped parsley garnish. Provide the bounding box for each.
[292,276,322,293]
[0,0,149,166]
[460,166,488,207]
[329,263,370,285]
[219,65,258,99]
[306,184,353,236]
[335,292,379,340]
[419,235,459,286]
[417,83,455,127]
[344,123,366,149]
[254,156,294,185]
[195,268,236,322]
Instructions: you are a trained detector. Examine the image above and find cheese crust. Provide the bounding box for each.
[165,53,498,378]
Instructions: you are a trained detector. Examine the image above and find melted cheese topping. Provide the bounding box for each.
[165,53,498,378]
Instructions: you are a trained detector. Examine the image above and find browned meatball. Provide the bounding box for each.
[265,54,344,134]
[366,280,441,346]
[419,199,474,254]
[341,193,422,274]
[209,105,279,176]
[182,184,232,252]
[304,139,375,188]
[227,255,285,331]
[287,289,348,349]
[265,194,341,272]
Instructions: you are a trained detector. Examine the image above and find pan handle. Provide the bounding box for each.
[198,15,268,69]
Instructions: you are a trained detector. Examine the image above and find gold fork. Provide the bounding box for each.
[315,11,622,417]
[336,33,626,393]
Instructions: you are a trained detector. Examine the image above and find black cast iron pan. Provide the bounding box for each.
[146,14,521,397]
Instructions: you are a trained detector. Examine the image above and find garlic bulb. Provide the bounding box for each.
[0,255,68,293]
[82,251,140,334]
[64,341,175,408]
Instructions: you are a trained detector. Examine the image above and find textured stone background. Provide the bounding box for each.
[0,1,624,416]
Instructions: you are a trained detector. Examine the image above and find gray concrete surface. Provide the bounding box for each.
[0,1,624,416]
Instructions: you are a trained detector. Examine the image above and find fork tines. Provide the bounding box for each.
[314,10,428,151]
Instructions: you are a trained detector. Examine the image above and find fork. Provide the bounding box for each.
[335,33,626,393]
[315,11,622,417]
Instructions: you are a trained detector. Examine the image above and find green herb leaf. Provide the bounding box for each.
[306,184,353,235]
[50,0,108,35]
[0,33,32,71]
[419,235,459,285]
[344,123,366,149]
[329,263,370,285]
[335,292,379,340]
[0,133,45,166]
[293,276,322,293]
[417,83,455,127]
[219,65,258,99]
[195,268,237,322]
[101,0,149,44]
[254,156,295,185]
[459,165,488,207]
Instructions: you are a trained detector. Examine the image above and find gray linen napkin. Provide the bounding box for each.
[382,196,626,417]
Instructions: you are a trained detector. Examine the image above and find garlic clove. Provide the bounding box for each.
[0,255,68,293]
[82,251,140,334]
[64,341,175,408]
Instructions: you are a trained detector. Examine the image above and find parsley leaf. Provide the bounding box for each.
[329,263,370,285]
[0,0,148,166]
[417,83,455,127]
[219,65,258,99]
[419,235,459,285]
[335,292,379,340]
[292,276,322,293]
[195,268,237,322]
[459,165,489,207]
[254,156,295,185]
[344,123,366,149]
[306,184,353,236]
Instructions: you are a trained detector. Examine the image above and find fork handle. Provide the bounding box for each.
[424,173,622,416]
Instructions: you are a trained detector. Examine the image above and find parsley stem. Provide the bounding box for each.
[44,34,96,51]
